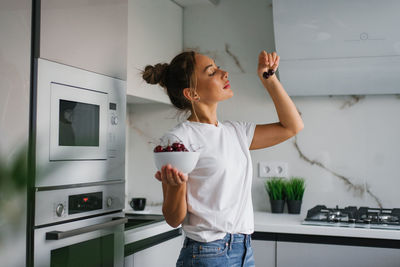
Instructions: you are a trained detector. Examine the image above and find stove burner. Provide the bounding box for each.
[363,218,372,224]
[327,211,348,222]
[303,205,400,230]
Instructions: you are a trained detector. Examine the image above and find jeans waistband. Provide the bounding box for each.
[183,233,251,248]
[226,233,251,243]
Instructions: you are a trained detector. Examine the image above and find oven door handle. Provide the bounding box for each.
[46,217,128,240]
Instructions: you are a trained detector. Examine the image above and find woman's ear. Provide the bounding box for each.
[183,88,200,102]
[183,88,192,101]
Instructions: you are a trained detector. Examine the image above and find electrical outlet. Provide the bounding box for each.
[258,161,288,178]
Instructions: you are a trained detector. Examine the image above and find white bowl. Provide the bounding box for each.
[153,152,200,174]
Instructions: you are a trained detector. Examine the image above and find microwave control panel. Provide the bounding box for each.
[108,102,119,158]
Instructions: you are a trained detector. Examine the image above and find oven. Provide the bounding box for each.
[34,182,126,267]
[35,58,126,187]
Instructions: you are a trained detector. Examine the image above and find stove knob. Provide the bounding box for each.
[106,197,113,207]
[56,203,65,217]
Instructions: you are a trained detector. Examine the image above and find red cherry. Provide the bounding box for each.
[172,142,182,149]
[183,148,189,152]
[165,146,174,152]
[176,147,183,152]
[154,145,163,153]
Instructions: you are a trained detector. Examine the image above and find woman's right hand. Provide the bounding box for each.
[154,164,188,186]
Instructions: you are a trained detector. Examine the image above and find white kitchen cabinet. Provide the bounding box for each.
[252,240,276,267]
[276,241,400,267]
[127,0,183,104]
[40,0,128,80]
[124,234,183,267]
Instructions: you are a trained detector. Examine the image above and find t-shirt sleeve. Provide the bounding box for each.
[231,121,256,148]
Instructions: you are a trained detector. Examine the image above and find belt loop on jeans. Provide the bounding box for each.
[228,233,233,250]
[183,237,189,248]
[246,234,251,246]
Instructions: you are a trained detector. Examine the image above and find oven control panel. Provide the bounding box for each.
[69,192,102,215]
[35,182,124,227]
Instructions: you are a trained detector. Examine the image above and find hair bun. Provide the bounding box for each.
[142,63,169,87]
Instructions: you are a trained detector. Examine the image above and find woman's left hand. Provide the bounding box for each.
[257,51,280,80]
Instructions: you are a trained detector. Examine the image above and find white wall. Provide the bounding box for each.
[0,0,31,266]
[125,0,400,213]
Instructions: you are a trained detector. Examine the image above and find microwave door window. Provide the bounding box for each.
[59,100,100,147]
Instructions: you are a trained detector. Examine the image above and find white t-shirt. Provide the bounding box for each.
[161,120,256,242]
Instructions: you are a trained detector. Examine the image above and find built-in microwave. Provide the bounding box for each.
[35,59,126,188]
[49,82,109,161]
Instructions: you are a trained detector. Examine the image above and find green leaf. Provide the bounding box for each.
[284,177,305,200]
[264,177,285,200]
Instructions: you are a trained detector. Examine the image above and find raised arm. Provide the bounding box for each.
[250,51,304,150]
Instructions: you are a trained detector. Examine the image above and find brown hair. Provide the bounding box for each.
[142,51,197,111]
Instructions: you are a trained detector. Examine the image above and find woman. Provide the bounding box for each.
[142,50,303,266]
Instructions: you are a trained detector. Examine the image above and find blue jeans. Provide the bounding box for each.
[176,233,255,267]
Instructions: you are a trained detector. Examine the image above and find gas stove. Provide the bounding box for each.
[302,205,400,230]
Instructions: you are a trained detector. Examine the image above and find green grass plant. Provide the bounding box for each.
[284,177,305,201]
[264,177,285,200]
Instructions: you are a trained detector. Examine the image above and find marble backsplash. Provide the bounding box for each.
[125,89,400,214]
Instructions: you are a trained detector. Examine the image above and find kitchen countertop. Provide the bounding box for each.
[124,219,177,245]
[123,206,400,242]
[124,205,179,245]
[254,211,400,240]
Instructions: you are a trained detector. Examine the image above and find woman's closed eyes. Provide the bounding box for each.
[209,66,220,76]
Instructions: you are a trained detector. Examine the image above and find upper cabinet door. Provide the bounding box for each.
[127,0,183,104]
[40,0,128,80]
[273,0,400,96]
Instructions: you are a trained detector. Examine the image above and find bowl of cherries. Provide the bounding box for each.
[153,142,200,174]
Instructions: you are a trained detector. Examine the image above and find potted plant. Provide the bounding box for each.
[284,177,305,214]
[0,147,29,241]
[264,177,285,213]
